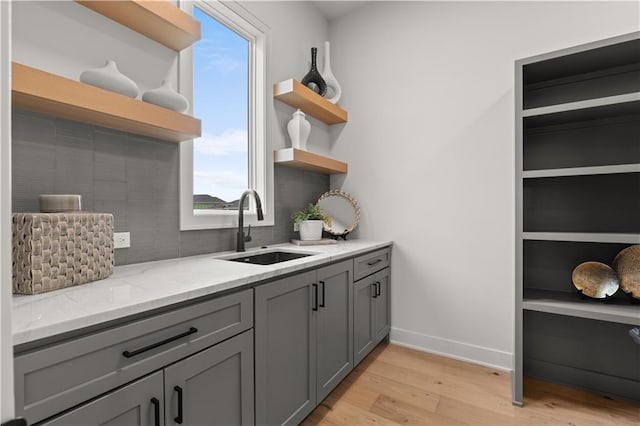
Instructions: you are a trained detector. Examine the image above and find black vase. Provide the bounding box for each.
[301,47,327,96]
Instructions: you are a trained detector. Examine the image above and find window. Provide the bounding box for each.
[179,1,271,230]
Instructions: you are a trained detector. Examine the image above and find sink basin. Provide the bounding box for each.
[224,251,312,265]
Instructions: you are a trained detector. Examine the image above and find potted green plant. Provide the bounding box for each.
[293,203,330,241]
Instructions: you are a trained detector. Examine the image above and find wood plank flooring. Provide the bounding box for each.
[302,343,640,425]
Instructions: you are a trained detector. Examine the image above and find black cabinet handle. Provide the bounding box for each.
[174,386,184,424]
[122,327,198,358]
[150,397,160,426]
[367,259,382,266]
[372,282,378,298]
[312,283,318,311]
[319,281,326,307]
[376,281,381,297]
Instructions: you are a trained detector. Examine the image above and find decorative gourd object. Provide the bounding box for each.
[80,60,139,98]
[301,47,327,96]
[287,109,311,150]
[613,245,640,299]
[572,261,619,299]
[321,41,342,104]
[142,80,190,113]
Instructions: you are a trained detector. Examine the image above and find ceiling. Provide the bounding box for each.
[311,1,367,21]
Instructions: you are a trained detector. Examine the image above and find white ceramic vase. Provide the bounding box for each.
[321,41,342,104]
[287,109,310,150]
[299,220,323,241]
[142,80,190,113]
[80,60,139,98]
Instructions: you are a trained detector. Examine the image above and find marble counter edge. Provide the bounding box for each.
[13,240,392,346]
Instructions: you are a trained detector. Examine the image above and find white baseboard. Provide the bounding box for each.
[390,327,513,372]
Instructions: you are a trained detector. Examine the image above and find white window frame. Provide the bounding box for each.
[179,1,273,230]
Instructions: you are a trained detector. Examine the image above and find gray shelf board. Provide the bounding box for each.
[522,164,640,179]
[522,290,640,326]
[522,232,640,244]
[522,92,640,117]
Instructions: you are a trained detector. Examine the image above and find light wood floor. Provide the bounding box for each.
[302,343,640,425]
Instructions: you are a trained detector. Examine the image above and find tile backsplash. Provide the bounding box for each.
[12,110,329,265]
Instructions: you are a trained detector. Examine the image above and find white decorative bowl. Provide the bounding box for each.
[142,80,189,113]
[80,60,139,98]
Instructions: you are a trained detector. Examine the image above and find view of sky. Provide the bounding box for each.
[192,6,249,203]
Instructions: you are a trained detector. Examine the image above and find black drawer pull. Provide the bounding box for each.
[367,258,382,266]
[312,283,319,311]
[122,327,198,358]
[319,281,326,307]
[150,397,160,426]
[174,386,184,424]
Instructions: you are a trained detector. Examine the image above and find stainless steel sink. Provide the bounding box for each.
[223,251,312,265]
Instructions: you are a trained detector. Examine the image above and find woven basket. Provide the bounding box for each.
[12,213,114,295]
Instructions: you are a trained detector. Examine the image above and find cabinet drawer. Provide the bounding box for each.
[15,289,252,425]
[354,248,391,281]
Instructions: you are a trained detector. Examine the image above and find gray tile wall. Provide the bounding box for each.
[12,110,329,265]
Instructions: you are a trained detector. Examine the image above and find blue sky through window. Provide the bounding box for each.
[193,6,249,205]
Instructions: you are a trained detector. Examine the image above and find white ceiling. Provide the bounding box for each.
[311,1,367,21]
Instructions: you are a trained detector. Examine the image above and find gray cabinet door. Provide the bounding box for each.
[163,330,254,426]
[255,271,317,426]
[353,276,376,366]
[40,371,164,426]
[374,269,391,342]
[316,260,353,402]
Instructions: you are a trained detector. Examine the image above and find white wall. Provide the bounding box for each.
[329,1,639,369]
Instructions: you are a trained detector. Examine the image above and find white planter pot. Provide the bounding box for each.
[299,220,323,241]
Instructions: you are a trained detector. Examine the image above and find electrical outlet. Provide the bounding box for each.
[114,232,130,249]
[293,222,299,232]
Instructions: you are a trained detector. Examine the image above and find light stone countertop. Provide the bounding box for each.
[12,240,392,346]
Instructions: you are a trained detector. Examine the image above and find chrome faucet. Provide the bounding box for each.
[237,189,264,252]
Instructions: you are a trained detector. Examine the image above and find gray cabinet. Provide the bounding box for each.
[15,290,253,425]
[164,330,254,426]
[40,330,254,426]
[255,270,317,426]
[15,290,254,426]
[316,262,353,402]
[353,268,391,366]
[255,260,353,425]
[373,270,391,342]
[40,371,164,426]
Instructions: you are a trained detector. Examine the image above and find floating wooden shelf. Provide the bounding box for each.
[274,148,348,174]
[76,0,201,51]
[273,79,348,125]
[12,62,201,143]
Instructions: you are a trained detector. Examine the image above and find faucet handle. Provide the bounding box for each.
[244,224,252,242]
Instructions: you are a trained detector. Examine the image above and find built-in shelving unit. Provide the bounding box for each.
[274,148,348,174]
[12,62,201,143]
[514,32,640,406]
[75,0,201,51]
[273,79,348,125]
